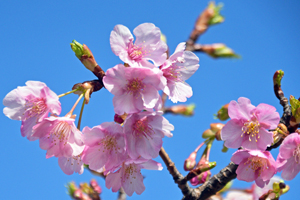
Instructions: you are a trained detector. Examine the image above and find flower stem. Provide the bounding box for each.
[58,88,80,98]
[77,98,86,130]
[66,93,84,117]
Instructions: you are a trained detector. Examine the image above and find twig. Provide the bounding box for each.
[159,147,194,197]
[117,187,127,200]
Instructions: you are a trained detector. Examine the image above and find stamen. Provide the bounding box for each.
[123,164,140,183]
[98,135,119,153]
[162,64,184,82]
[24,97,47,120]
[126,78,145,96]
[244,156,268,176]
[128,42,146,61]
[49,121,72,144]
[241,119,260,142]
[293,145,300,163]
[133,117,155,139]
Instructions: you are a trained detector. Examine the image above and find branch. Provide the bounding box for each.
[159,147,194,197]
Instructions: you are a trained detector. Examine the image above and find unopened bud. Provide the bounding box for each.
[202,43,240,59]
[184,151,197,171]
[277,123,288,135]
[114,114,124,124]
[273,70,284,87]
[71,40,98,72]
[216,103,229,121]
[90,179,102,194]
[210,123,225,133]
[66,182,78,197]
[207,1,224,25]
[166,104,196,116]
[190,170,211,186]
[215,130,222,141]
[202,129,215,139]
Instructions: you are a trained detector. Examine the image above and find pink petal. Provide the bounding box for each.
[141,84,160,109]
[256,128,273,150]
[21,117,39,141]
[168,81,193,103]
[236,160,256,182]
[221,120,244,149]
[103,64,127,96]
[176,51,200,81]
[231,150,250,164]
[228,97,255,121]
[82,126,105,146]
[113,92,143,115]
[256,103,280,129]
[106,168,122,192]
[140,159,163,170]
[122,165,145,196]
[110,24,133,56]
[279,133,300,159]
[281,157,300,180]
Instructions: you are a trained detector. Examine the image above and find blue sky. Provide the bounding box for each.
[1,1,299,199]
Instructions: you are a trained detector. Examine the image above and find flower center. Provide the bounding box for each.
[50,121,72,144]
[293,145,300,163]
[98,135,119,153]
[245,156,268,176]
[123,164,139,184]
[241,119,260,142]
[68,154,82,165]
[162,64,183,82]
[133,118,154,139]
[126,78,145,96]
[128,42,146,61]
[24,97,47,120]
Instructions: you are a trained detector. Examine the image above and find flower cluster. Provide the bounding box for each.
[221,97,280,187]
[3,23,200,196]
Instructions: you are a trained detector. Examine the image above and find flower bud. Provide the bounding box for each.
[273,70,284,87]
[114,114,124,124]
[202,129,215,139]
[215,130,222,141]
[66,182,78,197]
[221,143,228,152]
[184,151,197,171]
[202,43,240,59]
[166,104,196,116]
[207,1,224,25]
[90,179,102,194]
[71,40,98,72]
[216,103,229,121]
[190,170,211,186]
[210,123,224,133]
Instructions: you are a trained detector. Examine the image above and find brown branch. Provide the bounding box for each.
[159,147,194,197]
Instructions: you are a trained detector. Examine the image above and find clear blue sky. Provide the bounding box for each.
[1,1,299,199]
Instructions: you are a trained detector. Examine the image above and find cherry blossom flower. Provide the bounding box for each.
[32,116,85,158]
[253,176,282,200]
[58,154,84,175]
[103,64,166,115]
[160,42,200,103]
[231,149,277,188]
[3,81,61,141]
[221,97,280,150]
[123,111,174,159]
[276,133,300,180]
[105,158,163,196]
[81,122,126,172]
[110,23,167,68]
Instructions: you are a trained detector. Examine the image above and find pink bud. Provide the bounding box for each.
[184,152,197,171]
[114,114,124,124]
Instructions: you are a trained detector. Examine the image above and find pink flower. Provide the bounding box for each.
[110,23,167,68]
[32,116,85,158]
[103,64,166,115]
[221,97,280,150]
[276,133,300,180]
[3,81,61,141]
[58,154,84,175]
[160,42,200,103]
[105,158,163,196]
[253,176,282,200]
[81,122,126,172]
[124,111,174,159]
[190,171,210,186]
[231,149,277,188]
